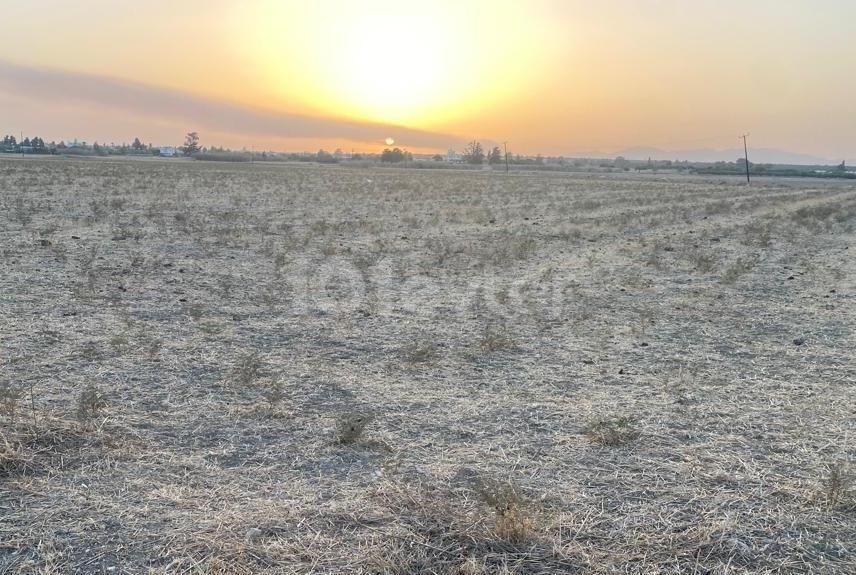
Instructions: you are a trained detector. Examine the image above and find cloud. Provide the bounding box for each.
[0,60,458,149]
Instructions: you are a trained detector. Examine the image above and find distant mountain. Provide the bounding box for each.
[615,146,837,166]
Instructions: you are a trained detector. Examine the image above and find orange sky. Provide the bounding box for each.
[1,0,854,161]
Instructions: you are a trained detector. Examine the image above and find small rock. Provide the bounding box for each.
[793,337,805,346]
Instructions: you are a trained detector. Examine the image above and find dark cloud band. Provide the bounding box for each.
[0,60,458,148]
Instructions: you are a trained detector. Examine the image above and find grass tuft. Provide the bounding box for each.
[586,415,640,446]
[336,412,374,445]
[476,478,535,543]
[825,461,853,508]
[232,351,263,387]
[76,383,107,427]
[0,380,22,422]
[260,379,287,412]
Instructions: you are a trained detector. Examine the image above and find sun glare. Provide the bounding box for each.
[229,0,565,145]
[327,11,458,125]
[236,1,542,130]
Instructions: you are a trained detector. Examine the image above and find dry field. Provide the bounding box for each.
[1,157,854,574]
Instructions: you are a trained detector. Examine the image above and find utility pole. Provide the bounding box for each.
[741,134,751,184]
[503,141,509,174]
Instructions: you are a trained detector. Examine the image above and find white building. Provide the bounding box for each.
[159,147,179,157]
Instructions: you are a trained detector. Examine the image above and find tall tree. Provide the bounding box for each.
[488,146,503,165]
[180,132,201,156]
[132,137,145,151]
[463,140,485,165]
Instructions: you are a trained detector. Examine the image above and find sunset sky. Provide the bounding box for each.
[1,0,854,160]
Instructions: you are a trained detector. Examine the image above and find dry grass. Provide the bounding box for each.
[335,412,374,444]
[1,157,855,573]
[75,383,107,427]
[824,461,854,508]
[476,478,535,543]
[585,415,640,447]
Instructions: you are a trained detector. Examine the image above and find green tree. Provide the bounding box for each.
[132,137,145,151]
[180,132,200,156]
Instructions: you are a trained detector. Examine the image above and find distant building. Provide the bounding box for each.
[446,149,463,163]
[159,147,179,157]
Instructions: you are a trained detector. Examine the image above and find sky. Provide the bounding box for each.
[1,0,854,161]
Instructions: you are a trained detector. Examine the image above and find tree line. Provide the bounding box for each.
[2,135,53,153]
[0,131,202,156]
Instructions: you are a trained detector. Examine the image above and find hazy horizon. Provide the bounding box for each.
[1,0,854,162]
